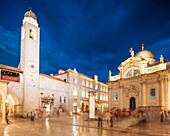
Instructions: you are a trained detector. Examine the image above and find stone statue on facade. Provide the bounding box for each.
[160,55,164,63]
[129,48,134,57]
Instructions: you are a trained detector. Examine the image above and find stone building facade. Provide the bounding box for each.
[55,68,108,114]
[0,9,108,122]
[107,47,170,111]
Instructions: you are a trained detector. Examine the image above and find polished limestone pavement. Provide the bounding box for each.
[0,115,170,136]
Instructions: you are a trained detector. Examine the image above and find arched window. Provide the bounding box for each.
[30,29,36,40]
[133,68,140,77]
[124,67,141,78]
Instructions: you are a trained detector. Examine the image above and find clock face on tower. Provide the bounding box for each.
[27,61,38,73]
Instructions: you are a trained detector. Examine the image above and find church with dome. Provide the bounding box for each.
[107,46,170,111]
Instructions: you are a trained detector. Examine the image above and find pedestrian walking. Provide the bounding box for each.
[164,111,168,118]
[5,115,10,124]
[39,110,43,122]
[104,111,110,127]
[35,109,39,122]
[97,110,103,127]
[110,109,113,127]
[160,110,164,122]
[31,111,35,121]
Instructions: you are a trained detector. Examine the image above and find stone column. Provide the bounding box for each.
[168,80,170,110]
[160,79,165,108]
[165,78,169,110]
[119,86,124,109]
[89,93,95,119]
[2,99,6,123]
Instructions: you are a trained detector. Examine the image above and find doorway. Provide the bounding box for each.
[129,97,136,110]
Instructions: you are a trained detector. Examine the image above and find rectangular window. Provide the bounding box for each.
[100,94,102,100]
[73,77,77,84]
[150,88,155,98]
[64,97,66,103]
[86,91,89,98]
[95,94,98,99]
[106,94,108,101]
[103,94,105,101]
[81,90,85,97]
[103,87,106,92]
[82,80,85,86]
[106,88,108,92]
[73,89,77,96]
[100,86,102,91]
[90,82,93,88]
[114,93,118,100]
[86,81,89,87]
[95,84,98,90]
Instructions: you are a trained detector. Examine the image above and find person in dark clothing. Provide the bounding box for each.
[110,109,113,127]
[6,116,10,124]
[160,110,164,122]
[31,111,35,121]
[97,110,103,127]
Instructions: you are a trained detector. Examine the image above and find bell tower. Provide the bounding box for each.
[20,9,40,114]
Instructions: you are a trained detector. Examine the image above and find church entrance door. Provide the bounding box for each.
[129,97,136,110]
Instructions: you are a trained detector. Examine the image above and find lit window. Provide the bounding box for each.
[114,93,118,100]
[95,84,98,90]
[133,68,141,77]
[82,80,85,86]
[150,88,155,98]
[90,82,93,88]
[124,68,141,78]
[106,95,108,101]
[106,88,108,92]
[95,94,98,99]
[73,89,77,96]
[103,87,106,92]
[103,94,105,101]
[86,91,89,98]
[100,94,102,100]
[86,81,89,87]
[81,90,85,97]
[100,86,102,91]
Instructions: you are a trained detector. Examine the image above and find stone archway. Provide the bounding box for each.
[7,94,19,117]
[129,97,136,110]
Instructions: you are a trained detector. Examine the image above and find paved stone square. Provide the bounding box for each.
[0,115,170,136]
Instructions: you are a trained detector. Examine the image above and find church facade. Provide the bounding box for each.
[107,46,170,111]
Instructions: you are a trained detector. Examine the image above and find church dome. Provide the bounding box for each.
[24,10,37,21]
[135,50,155,59]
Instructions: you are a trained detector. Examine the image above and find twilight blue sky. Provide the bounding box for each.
[0,0,170,82]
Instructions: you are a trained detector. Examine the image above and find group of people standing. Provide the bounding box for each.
[97,109,114,127]
[29,109,43,122]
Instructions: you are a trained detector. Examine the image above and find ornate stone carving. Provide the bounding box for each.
[124,85,140,96]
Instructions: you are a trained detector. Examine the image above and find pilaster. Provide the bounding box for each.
[141,82,146,106]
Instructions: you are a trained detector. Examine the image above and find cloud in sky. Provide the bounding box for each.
[0,0,170,82]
